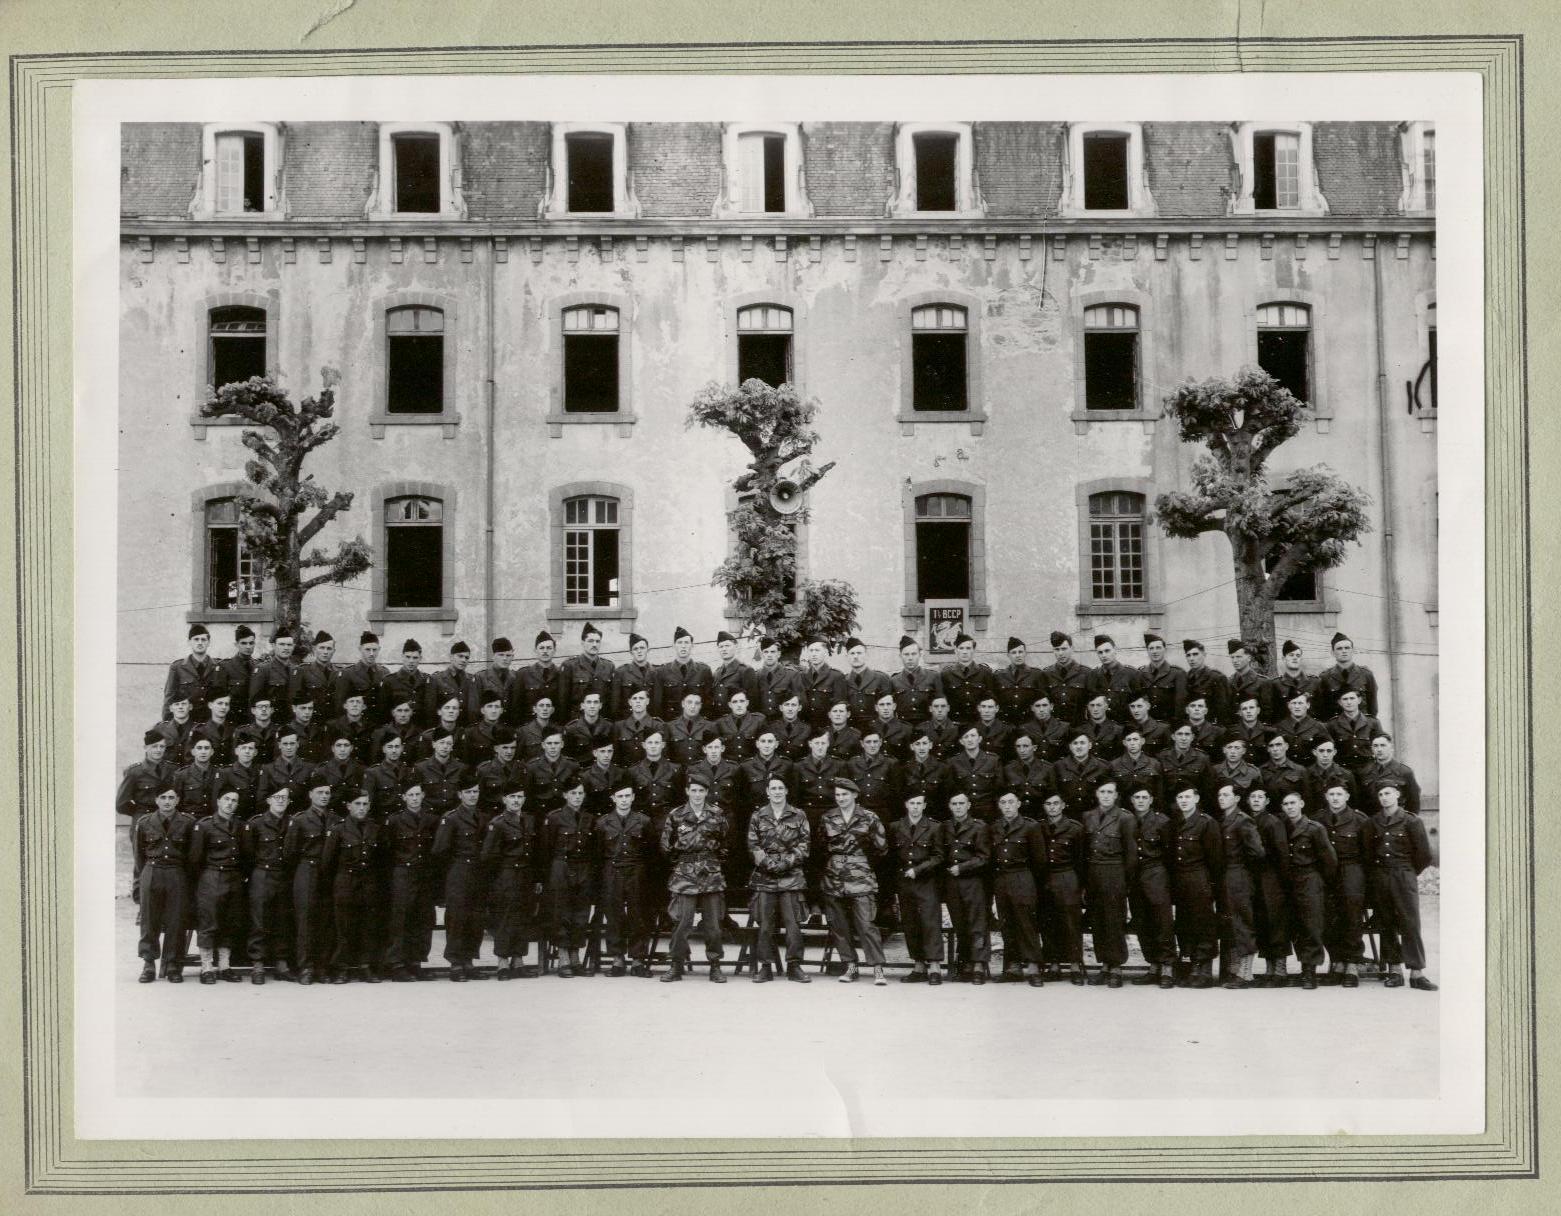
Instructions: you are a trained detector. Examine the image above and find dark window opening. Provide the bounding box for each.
[207,527,238,610]
[1257,330,1311,402]
[1085,331,1138,409]
[209,306,267,389]
[588,530,620,607]
[762,134,786,212]
[912,333,967,412]
[206,499,264,610]
[1082,133,1130,210]
[738,334,792,388]
[916,520,971,601]
[566,133,615,213]
[1252,132,1278,210]
[913,132,958,211]
[564,335,619,412]
[392,134,441,213]
[1428,328,1438,410]
[1265,554,1318,602]
[386,524,442,609]
[385,307,444,415]
[240,135,265,212]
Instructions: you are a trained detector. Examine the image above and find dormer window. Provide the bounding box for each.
[1058,123,1154,216]
[1400,121,1436,213]
[717,124,810,217]
[889,123,982,218]
[545,123,638,218]
[194,123,282,219]
[370,123,465,219]
[1230,122,1328,216]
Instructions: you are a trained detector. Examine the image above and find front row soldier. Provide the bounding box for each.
[659,774,729,983]
[1038,793,1087,984]
[1277,790,1339,989]
[384,783,441,981]
[131,782,196,982]
[190,785,247,983]
[482,782,542,980]
[1126,784,1177,988]
[817,778,889,985]
[1371,784,1438,990]
[1082,780,1138,987]
[323,790,384,983]
[747,776,813,983]
[990,791,1046,986]
[544,778,596,977]
[1168,784,1223,988]
[595,779,657,977]
[433,777,488,982]
[244,786,294,980]
[891,793,946,984]
[1319,780,1374,987]
[943,792,991,983]
[283,777,337,985]
[1215,782,1265,990]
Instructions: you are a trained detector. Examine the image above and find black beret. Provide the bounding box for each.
[479,689,504,707]
[610,776,636,795]
[450,640,471,655]
[458,777,482,792]
[430,728,455,744]
[1281,639,1301,656]
[492,725,517,744]
[403,638,422,653]
[188,622,209,639]
[953,633,974,647]
[684,773,711,791]
[233,726,260,744]
[501,779,527,797]
[1049,631,1070,647]
[491,637,513,653]
[143,728,165,746]
[831,777,860,794]
[234,624,255,641]
[844,636,864,650]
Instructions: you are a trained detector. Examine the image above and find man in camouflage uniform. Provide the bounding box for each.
[659,773,729,982]
[817,777,888,985]
[746,775,812,983]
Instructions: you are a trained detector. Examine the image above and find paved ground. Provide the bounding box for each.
[111,826,1440,1104]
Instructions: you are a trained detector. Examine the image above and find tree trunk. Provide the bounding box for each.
[1233,560,1278,676]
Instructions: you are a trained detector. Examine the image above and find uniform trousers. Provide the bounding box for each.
[137,865,190,967]
[1286,867,1328,967]
[1373,864,1426,969]
[194,867,246,952]
[822,893,885,966]
[943,873,990,966]
[750,889,805,966]
[1170,865,1219,963]
[489,865,537,959]
[246,867,292,964]
[992,868,1043,967]
[601,864,651,960]
[1041,869,1085,965]
[291,859,333,970]
[547,858,594,952]
[1254,865,1292,960]
[896,874,944,962]
[1086,859,1130,967]
[1326,860,1369,965]
[1129,861,1177,966]
[384,864,436,969]
[668,891,725,964]
[442,859,486,965]
[330,869,380,970]
[1220,864,1258,959]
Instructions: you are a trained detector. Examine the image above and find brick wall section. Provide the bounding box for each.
[629,123,723,217]
[1145,122,1233,218]
[802,122,895,217]
[1314,121,1404,216]
[121,123,201,217]
[974,123,1063,217]
[284,122,377,218]
[463,122,550,219]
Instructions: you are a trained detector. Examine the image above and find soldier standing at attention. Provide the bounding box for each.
[1226,640,1274,725]
[283,777,339,985]
[190,784,248,984]
[753,635,804,721]
[1214,781,1266,989]
[1271,639,1319,710]
[1277,689,1334,767]
[740,727,796,808]
[415,725,469,820]
[1180,695,1225,759]
[1088,634,1141,724]
[940,634,994,724]
[322,788,385,983]
[1276,790,1339,989]
[1182,639,1231,726]
[1003,732,1054,822]
[516,696,559,763]
[286,693,328,765]
[196,693,238,767]
[381,639,430,732]
[942,792,991,984]
[434,777,489,982]
[294,631,340,723]
[1211,737,1263,805]
[818,778,889,985]
[1123,694,1173,756]
[245,696,279,764]
[159,694,199,767]
[989,789,1046,986]
[714,688,766,765]
[1246,786,1293,988]
[1126,783,1176,988]
[117,728,176,828]
[1259,733,1310,808]
[363,732,414,823]
[1139,633,1187,724]
[947,723,1002,821]
[242,785,294,983]
[1052,731,1113,820]
[798,638,847,728]
[594,779,656,978]
[1168,783,1223,989]
[1305,738,1360,814]
[890,635,942,725]
[843,637,893,728]
[1159,724,1212,807]
[898,729,949,817]
[468,637,516,724]
[709,629,758,720]
[563,691,615,764]
[915,695,963,760]
[653,626,715,722]
[482,782,543,981]
[667,692,714,768]
[1224,695,1271,757]
[564,623,617,722]
[1020,693,1073,765]
[213,624,258,725]
[1314,631,1381,721]
[993,637,1046,726]
[1371,784,1437,991]
[425,639,473,729]
[1359,732,1423,818]
[1076,694,1125,763]
[794,725,844,827]
[768,691,813,763]
[971,695,1015,761]
[867,693,915,764]
[890,792,946,985]
[1042,631,1091,726]
[1111,727,1164,808]
[612,687,666,769]
[1038,792,1087,985]
[824,699,864,763]
[542,777,596,978]
[173,735,221,821]
[164,622,217,720]
[1082,779,1137,987]
[746,776,812,984]
[383,782,443,982]
[248,628,299,723]
[417,696,465,762]
[659,773,729,983]
[131,782,196,983]
[1325,688,1382,775]
[611,632,657,719]
[1318,780,1376,988]
[514,631,569,725]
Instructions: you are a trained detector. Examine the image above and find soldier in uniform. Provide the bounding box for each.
[890,792,946,984]
[843,637,894,727]
[1124,694,1173,755]
[483,781,543,980]
[1112,728,1164,808]
[286,693,329,765]
[381,639,430,733]
[523,728,580,819]
[159,695,200,766]
[1076,694,1125,762]
[474,728,525,822]
[1053,731,1114,820]
[415,726,469,820]
[1227,640,1274,725]
[317,732,367,814]
[595,780,656,978]
[993,637,1046,726]
[543,777,596,977]
[1370,784,1437,990]
[563,623,617,722]
[1042,631,1091,726]
[1314,631,1381,721]
[248,628,299,721]
[117,728,176,827]
[363,734,413,822]
[680,735,742,830]
[1168,783,1224,988]
[1038,792,1087,984]
[327,692,375,765]
[1126,783,1176,988]
[1271,639,1319,710]
[798,639,847,728]
[946,724,1003,821]
[1181,639,1230,726]
[1246,786,1293,988]
[131,782,195,983]
[1210,737,1263,805]
[794,726,844,827]
[746,775,812,983]
[1225,694,1271,757]
[1215,782,1266,989]
[1259,733,1310,807]
[740,728,796,809]
[941,634,994,724]
[468,637,517,724]
[1318,779,1376,987]
[513,631,569,725]
[890,635,942,725]
[990,790,1046,986]
[629,729,685,830]
[245,695,279,764]
[1020,693,1073,765]
[283,777,338,984]
[516,695,560,762]
[612,687,666,768]
[332,632,385,722]
[195,693,238,766]
[164,622,218,720]
[1181,695,1226,758]
[753,636,804,721]
[1305,738,1361,812]
[653,626,714,722]
[1276,689,1333,763]
[563,691,615,763]
[218,729,265,822]
[173,735,222,820]
[767,691,812,763]
[817,778,889,985]
[1159,724,1212,804]
[714,688,767,765]
[383,782,443,981]
[213,624,258,725]
[1326,688,1383,774]
[1003,731,1054,819]
[899,729,949,817]
[1088,635,1142,724]
[659,773,729,982]
[915,695,963,760]
[823,699,864,763]
[709,630,758,720]
[666,692,714,768]
[847,727,900,820]
[1082,779,1138,987]
[433,777,489,981]
[1359,732,1423,817]
[942,792,991,983]
[971,695,1015,760]
[1277,790,1338,988]
[1138,633,1187,724]
[242,785,293,983]
[866,692,915,762]
[611,632,658,719]
[293,631,339,723]
[189,784,247,983]
[322,788,385,983]
[425,639,473,729]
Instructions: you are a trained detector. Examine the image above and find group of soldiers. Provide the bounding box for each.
[119,620,1436,991]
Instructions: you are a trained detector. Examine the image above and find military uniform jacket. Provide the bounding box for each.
[515,718,560,763]
[289,717,330,765]
[317,758,366,809]
[714,711,767,764]
[1209,759,1263,802]
[582,762,633,817]
[629,758,685,820]
[246,720,280,765]
[973,719,1015,760]
[990,814,1045,872]
[914,717,963,760]
[248,655,299,716]
[870,716,916,762]
[472,756,524,814]
[1088,662,1143,723]
[1321,806,1376,867]
[115,758,176,819]
[164,654,218,719]
[945,749,1003,816]
[1018,715,1073,765]
[1251,808,1289,874]
[482,810,543,876]
[1052,755,1114,817]
[543,805,597,869]
[563,714,615,762]
[1220,810,1267,869]
[1226,667,1273,723]
[944,816,990,875]
[1271,669,1320,712]
[173,762,221,819]
[1314,662,1380,721]
[826,725,864,762]
[652,659,716,722]
[1077,716,1125,762]
[413,723,464,763]
[898,758,949,814]
[940,662,995,724]
[794,755,843,809]
[562,654,617,721]
[425,667,473,727]
[1111,752,1164,805]
[1223,718,1271,756]
[133,810,198,878]
[1305,763,1361,815]
[846,753,900,812]
[1182,719,1227,758]
[283,805,336,866]
[380,668,431,729]
[190,812,244,871]
[1003,757,1055,815]
[1132,808,1173,867]
[661,805,728,893]
[387,806,443,868]
[889,815,945,877]
[1158,748,1212,800]
[746,804,811,892]
[890,666,943,724]
[513,662,569,723]
[1359,760,1422,818]
[1277,713,1333,761]
[611,660,659,719]
[596,809,656,871]
[1138,662,1188,723]
[361,759,412,819]
[768,715,813,763]
[336,659,388,722]
[1041,660,1092,725]
[843,667,894,726]
[1371,810,1433,873]
[1259,760,1310,806]
[1185,665,1233,724]
[1169,810,1224,874]
[414,755,470,814]
[709,658,759,720]
[1083,806,1139,878]
[739,754,797,805]
[158,716,198,766]
[797,663,848,727]
[324,714,374,765]
[687,760,744,814]
[323,815,384,875]
[753,663,805,720]
[295,660,341,720]
[433,805,484,865]
[1280,814,1338,882]
[1125,716,1173,754]
[667,715,716,768]
[522,755,581,815]
[242,809,291,871]
[213,652,255,722]
[215,760,263,820]
[1325,711,1384,771]
[817,807,886,897]
[466,667,516,723]
[188,719,236,769]
[612,713,668,767]
[1040,816,1087,875]
[993,664,1047,724]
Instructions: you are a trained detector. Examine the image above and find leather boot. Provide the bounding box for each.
[659,961,684,983]
[752,963,774,983]
[786,962,811,984]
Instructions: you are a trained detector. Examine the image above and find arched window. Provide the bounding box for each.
[563,495,621,609]
[386,305,445,415]
[1083,304,1140,410]
[384,496,445,609]
[736,304,793,388]
[1087,491,1146,603]
[204,497,265,611]
[562,305,621,413]
[910,304,969,412]
[208,305,267,389]
[1256,302,1313,403]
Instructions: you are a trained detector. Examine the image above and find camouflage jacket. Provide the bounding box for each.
[746,803,811,892]
[660,804,729,894]
[816,806,887,898]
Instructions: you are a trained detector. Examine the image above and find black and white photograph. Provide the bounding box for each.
[77,69,1482,1141]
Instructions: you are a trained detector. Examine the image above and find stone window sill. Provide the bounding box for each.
[896,411,986,437]
[1071,409,1158,435]
[368,412,462,440]
[368,607,460,636]
[546,412,637,439]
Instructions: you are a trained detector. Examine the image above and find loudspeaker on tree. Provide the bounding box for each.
[768,479,803,514]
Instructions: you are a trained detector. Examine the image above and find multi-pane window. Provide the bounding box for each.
[914,493,972,601]
[913,132,959,211]
[384,496,443,609]
[1083,304,1140,410]
[1252,131,1301,209]
[564,496,621,608]
[1422,130,1436,211]
[1088,491,1146,603]
[1082,132,1130,210]
[386,306,444,415]
[911,304,968,412]
[209,306,267,389]
[391,133,441,213]
[737,304,793,387]
[562,305,621,413]
[1256,303,1312,403]
[214,132,265,214]
[737,132,787,213]
[205,498,264,611]
[566,132,615,213]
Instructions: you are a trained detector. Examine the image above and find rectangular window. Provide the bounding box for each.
[205,499,265,611]
[1088,492,1145,602]
[1428,324,1438,410]
[1253,131,1301,210]
[913,132,958,211]
[566,132,615,213]
[564,497,621,608]
[1264,553,1318,602]
[562,306,620,413]
[209,306,267,389]
[915,493,972,601]
[385,497,443,609]
[392,134,441,214]
[910,305,968,412]
[1423,130,1436,210]
[1256,304,1311,403]
[214,132,265,214]
[1082,133,1130,210]
[1082,305,1140,410]
[386,306,444,414]
[736,304,793,387]
[737,132,787,213]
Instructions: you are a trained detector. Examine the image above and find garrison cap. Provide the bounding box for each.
[1227,639,1247,655]
[716,630,737,645]
[759,636,780,652]
[1282,639,1302,656]
[314,631,333,645]
[188,622,209,639]
[1143,633,1163,647]
[534,631,554,647]
[844,636,865,650]
[271,627,294,643]
[628,633,648,649]
[402,638,422,653]
[1093,633,1113,647]
[491,637,513,653]
[1182,638,1204,653]
[1050,631,1070,647]
[359,631,378,646]
[580,622,602,640]
[450,640,471,655]
[143,727,165,746]
[673,626,692,643]
[953,633,974,647]
[1007,636,1025,651]
[898,634,918,650]
[1331,632,1351,647]
[234,624,256,641]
